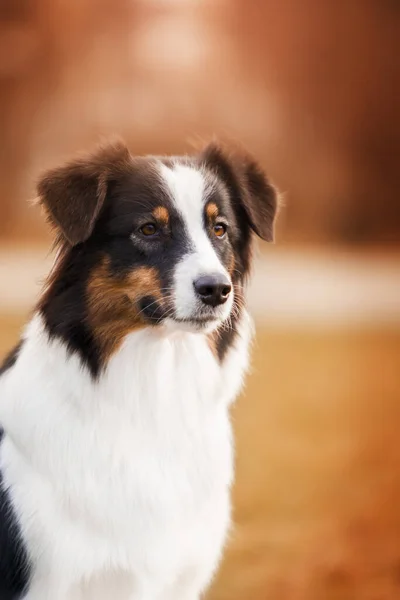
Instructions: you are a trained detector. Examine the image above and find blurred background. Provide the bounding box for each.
[0,0,399,598]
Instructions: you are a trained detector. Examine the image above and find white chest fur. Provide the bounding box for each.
[0,314,252,599]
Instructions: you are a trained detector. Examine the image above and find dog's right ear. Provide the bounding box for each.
[37,141,131,246]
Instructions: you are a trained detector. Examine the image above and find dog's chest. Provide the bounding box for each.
[1,325,240,580]
[68,332,234,533]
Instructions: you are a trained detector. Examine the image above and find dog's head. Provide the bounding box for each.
[38,140,277,373]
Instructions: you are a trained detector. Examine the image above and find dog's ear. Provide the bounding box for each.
[37,141,131,246]
[201,143,278,242]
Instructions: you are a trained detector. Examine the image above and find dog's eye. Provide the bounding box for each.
[213,223,227,238]
[140,223,158,237]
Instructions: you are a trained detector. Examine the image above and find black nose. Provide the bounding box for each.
[194,274,232,307]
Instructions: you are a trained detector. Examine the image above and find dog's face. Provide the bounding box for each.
[91,159,237,335]
[38,141,277,374]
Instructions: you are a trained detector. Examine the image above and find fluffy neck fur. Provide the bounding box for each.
[0,310,252,599]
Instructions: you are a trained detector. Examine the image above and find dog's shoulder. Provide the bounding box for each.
[0,429,31,598]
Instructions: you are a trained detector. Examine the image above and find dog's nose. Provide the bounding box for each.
[194,274,232,307]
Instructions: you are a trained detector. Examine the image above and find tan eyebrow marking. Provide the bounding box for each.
[206,202,219,220]
[152,206,169,224]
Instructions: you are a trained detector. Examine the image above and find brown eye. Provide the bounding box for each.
[140,223,158,236]
[213,223,227,238]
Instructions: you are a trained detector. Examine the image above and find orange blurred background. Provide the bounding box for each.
[1,1,399,598]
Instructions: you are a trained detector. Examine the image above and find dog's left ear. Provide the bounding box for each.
[201,143,278,242]
[37,141,131,246]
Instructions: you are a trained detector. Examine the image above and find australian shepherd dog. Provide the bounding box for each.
[0,140,277,600]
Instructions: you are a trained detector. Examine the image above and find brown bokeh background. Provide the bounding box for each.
[1,1,399,598]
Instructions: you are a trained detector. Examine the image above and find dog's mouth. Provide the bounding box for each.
[138,294,231,332]
[163,316,221,334]
[170,307,228,332]
[138,300,221,329]
[175,316,219,326]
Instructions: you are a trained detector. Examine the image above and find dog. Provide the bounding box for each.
[0,140,277,600]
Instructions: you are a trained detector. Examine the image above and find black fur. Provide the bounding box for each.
[0,430,31,599]
[39,243,105,378]
[0,342,22,377]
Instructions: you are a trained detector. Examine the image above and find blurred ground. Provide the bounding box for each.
[211,328,400,600]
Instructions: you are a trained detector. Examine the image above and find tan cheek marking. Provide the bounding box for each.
[206,202,219,222]
[207,332,218,358]
[125,266,162,306]
[207,280,242,358]
[86,258,161,363]
[152,206,169,224]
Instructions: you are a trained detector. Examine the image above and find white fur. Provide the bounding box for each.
[0,313,251,599]
[159,163,233,327]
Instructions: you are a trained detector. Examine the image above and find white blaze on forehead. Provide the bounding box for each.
[159,162,233,324]
[161,164,225,274]
[159,163,207,237]
[159,163,220,264]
